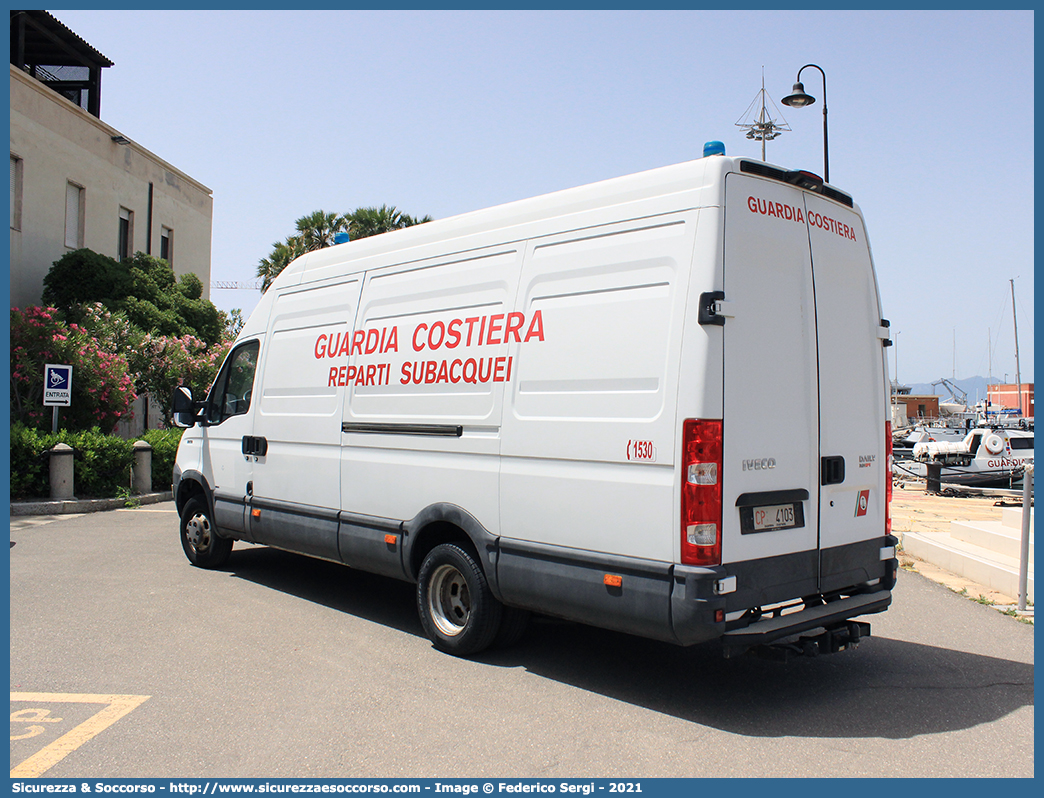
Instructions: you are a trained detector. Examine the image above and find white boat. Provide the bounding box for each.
[892,424,973,458]
[892,427,1033,488]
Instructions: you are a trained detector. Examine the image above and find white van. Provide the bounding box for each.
[172,149,897,659]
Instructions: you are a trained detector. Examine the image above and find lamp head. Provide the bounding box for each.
[782,82,816,108]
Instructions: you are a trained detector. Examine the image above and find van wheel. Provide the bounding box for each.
[494,606,531,649]
[180,496,233,569]
[417,543,502,656]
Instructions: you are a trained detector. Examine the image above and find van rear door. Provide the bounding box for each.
[803,191,889,592]
[720,173,821,605]
[721,170,887,606]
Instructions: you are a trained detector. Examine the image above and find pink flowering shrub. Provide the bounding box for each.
[130,333,231,425]
[10,306,137,432]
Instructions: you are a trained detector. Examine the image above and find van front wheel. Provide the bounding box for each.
[418,543,502,656]
[180,496,233,569]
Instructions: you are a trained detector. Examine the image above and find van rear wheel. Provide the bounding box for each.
[494,605,531,649]
[180,496,233,569]
[417,543,502,656]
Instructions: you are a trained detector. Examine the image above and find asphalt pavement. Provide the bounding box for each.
[9,503,1035,778]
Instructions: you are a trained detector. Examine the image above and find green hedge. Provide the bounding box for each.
[10,424,54,499]
[10,424,184,499]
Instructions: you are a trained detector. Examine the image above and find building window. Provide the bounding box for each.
[118,206,133,260]
[65,182,84,248]
[160,226,173,264]
[10,155,23,230]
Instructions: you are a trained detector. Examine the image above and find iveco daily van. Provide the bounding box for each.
[172,148,897,658]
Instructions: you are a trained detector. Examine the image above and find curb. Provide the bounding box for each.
[10,491,174,516]
[898,548,1034,624]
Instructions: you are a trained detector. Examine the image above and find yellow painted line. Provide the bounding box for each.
[10,692,151,778]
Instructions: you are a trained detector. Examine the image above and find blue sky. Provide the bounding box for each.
[48,8,1034,385]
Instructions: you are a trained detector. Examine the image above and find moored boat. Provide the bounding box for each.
[892,427,1033,488]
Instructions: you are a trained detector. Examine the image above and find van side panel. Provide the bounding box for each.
[499,213,697,563]
[493,212,697,631]
[339,247,524,537]
[250,280,362,560]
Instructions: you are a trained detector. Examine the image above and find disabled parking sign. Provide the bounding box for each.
[43,364,72,406]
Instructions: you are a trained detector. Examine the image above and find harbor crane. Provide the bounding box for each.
[211,280,262,291]
[931,377,968,407]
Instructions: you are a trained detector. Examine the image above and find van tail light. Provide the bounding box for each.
[885,422,893,535]
[681,419,723,566]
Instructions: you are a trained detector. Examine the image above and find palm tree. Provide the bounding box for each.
[257,236,306,293]
[257,205,432,293]
[294,210,349,251]
[347,205,432,240]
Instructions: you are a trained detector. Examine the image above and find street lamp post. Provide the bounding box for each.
[782,64,829,183]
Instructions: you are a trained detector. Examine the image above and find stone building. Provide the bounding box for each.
[9,10,213,309]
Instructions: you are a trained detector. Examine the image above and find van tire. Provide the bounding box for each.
[180,496,233,569]
[494,606,531,649]
[417,543,502,656]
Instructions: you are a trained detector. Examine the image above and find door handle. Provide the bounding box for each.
[241,436,268,456]
[821,456,845,485]
[698,291,728,326]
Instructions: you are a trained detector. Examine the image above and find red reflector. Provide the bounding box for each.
[681,419,723,566]
[715,609,725,623]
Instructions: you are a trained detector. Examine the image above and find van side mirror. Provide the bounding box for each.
[172,386,200,428]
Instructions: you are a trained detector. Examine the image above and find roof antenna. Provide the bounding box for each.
[736,68,791,162]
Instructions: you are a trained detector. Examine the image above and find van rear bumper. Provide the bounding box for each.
[670,535,897,647]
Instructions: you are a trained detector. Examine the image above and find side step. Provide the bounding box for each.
[721,591,891,658]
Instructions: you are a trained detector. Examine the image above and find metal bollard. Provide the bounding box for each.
[131,440,153,495]
[1017,464,1033,611]
[926,463,942,494]
[49,443,75,500]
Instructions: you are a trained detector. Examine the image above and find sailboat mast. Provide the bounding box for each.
[1010,278,1022,416]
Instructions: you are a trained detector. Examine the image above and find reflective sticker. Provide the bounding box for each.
[855,489,870,517]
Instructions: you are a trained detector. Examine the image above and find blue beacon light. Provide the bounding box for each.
[703,141,726,157]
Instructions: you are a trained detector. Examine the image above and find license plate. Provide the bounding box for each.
[752,503,798,531]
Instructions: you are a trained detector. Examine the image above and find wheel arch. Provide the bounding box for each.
[175,470,214,519]
[403,503,501,597]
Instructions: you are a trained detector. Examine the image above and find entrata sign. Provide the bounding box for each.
[43,364,72,406]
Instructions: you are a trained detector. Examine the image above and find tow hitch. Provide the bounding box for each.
[750,620,871,662]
